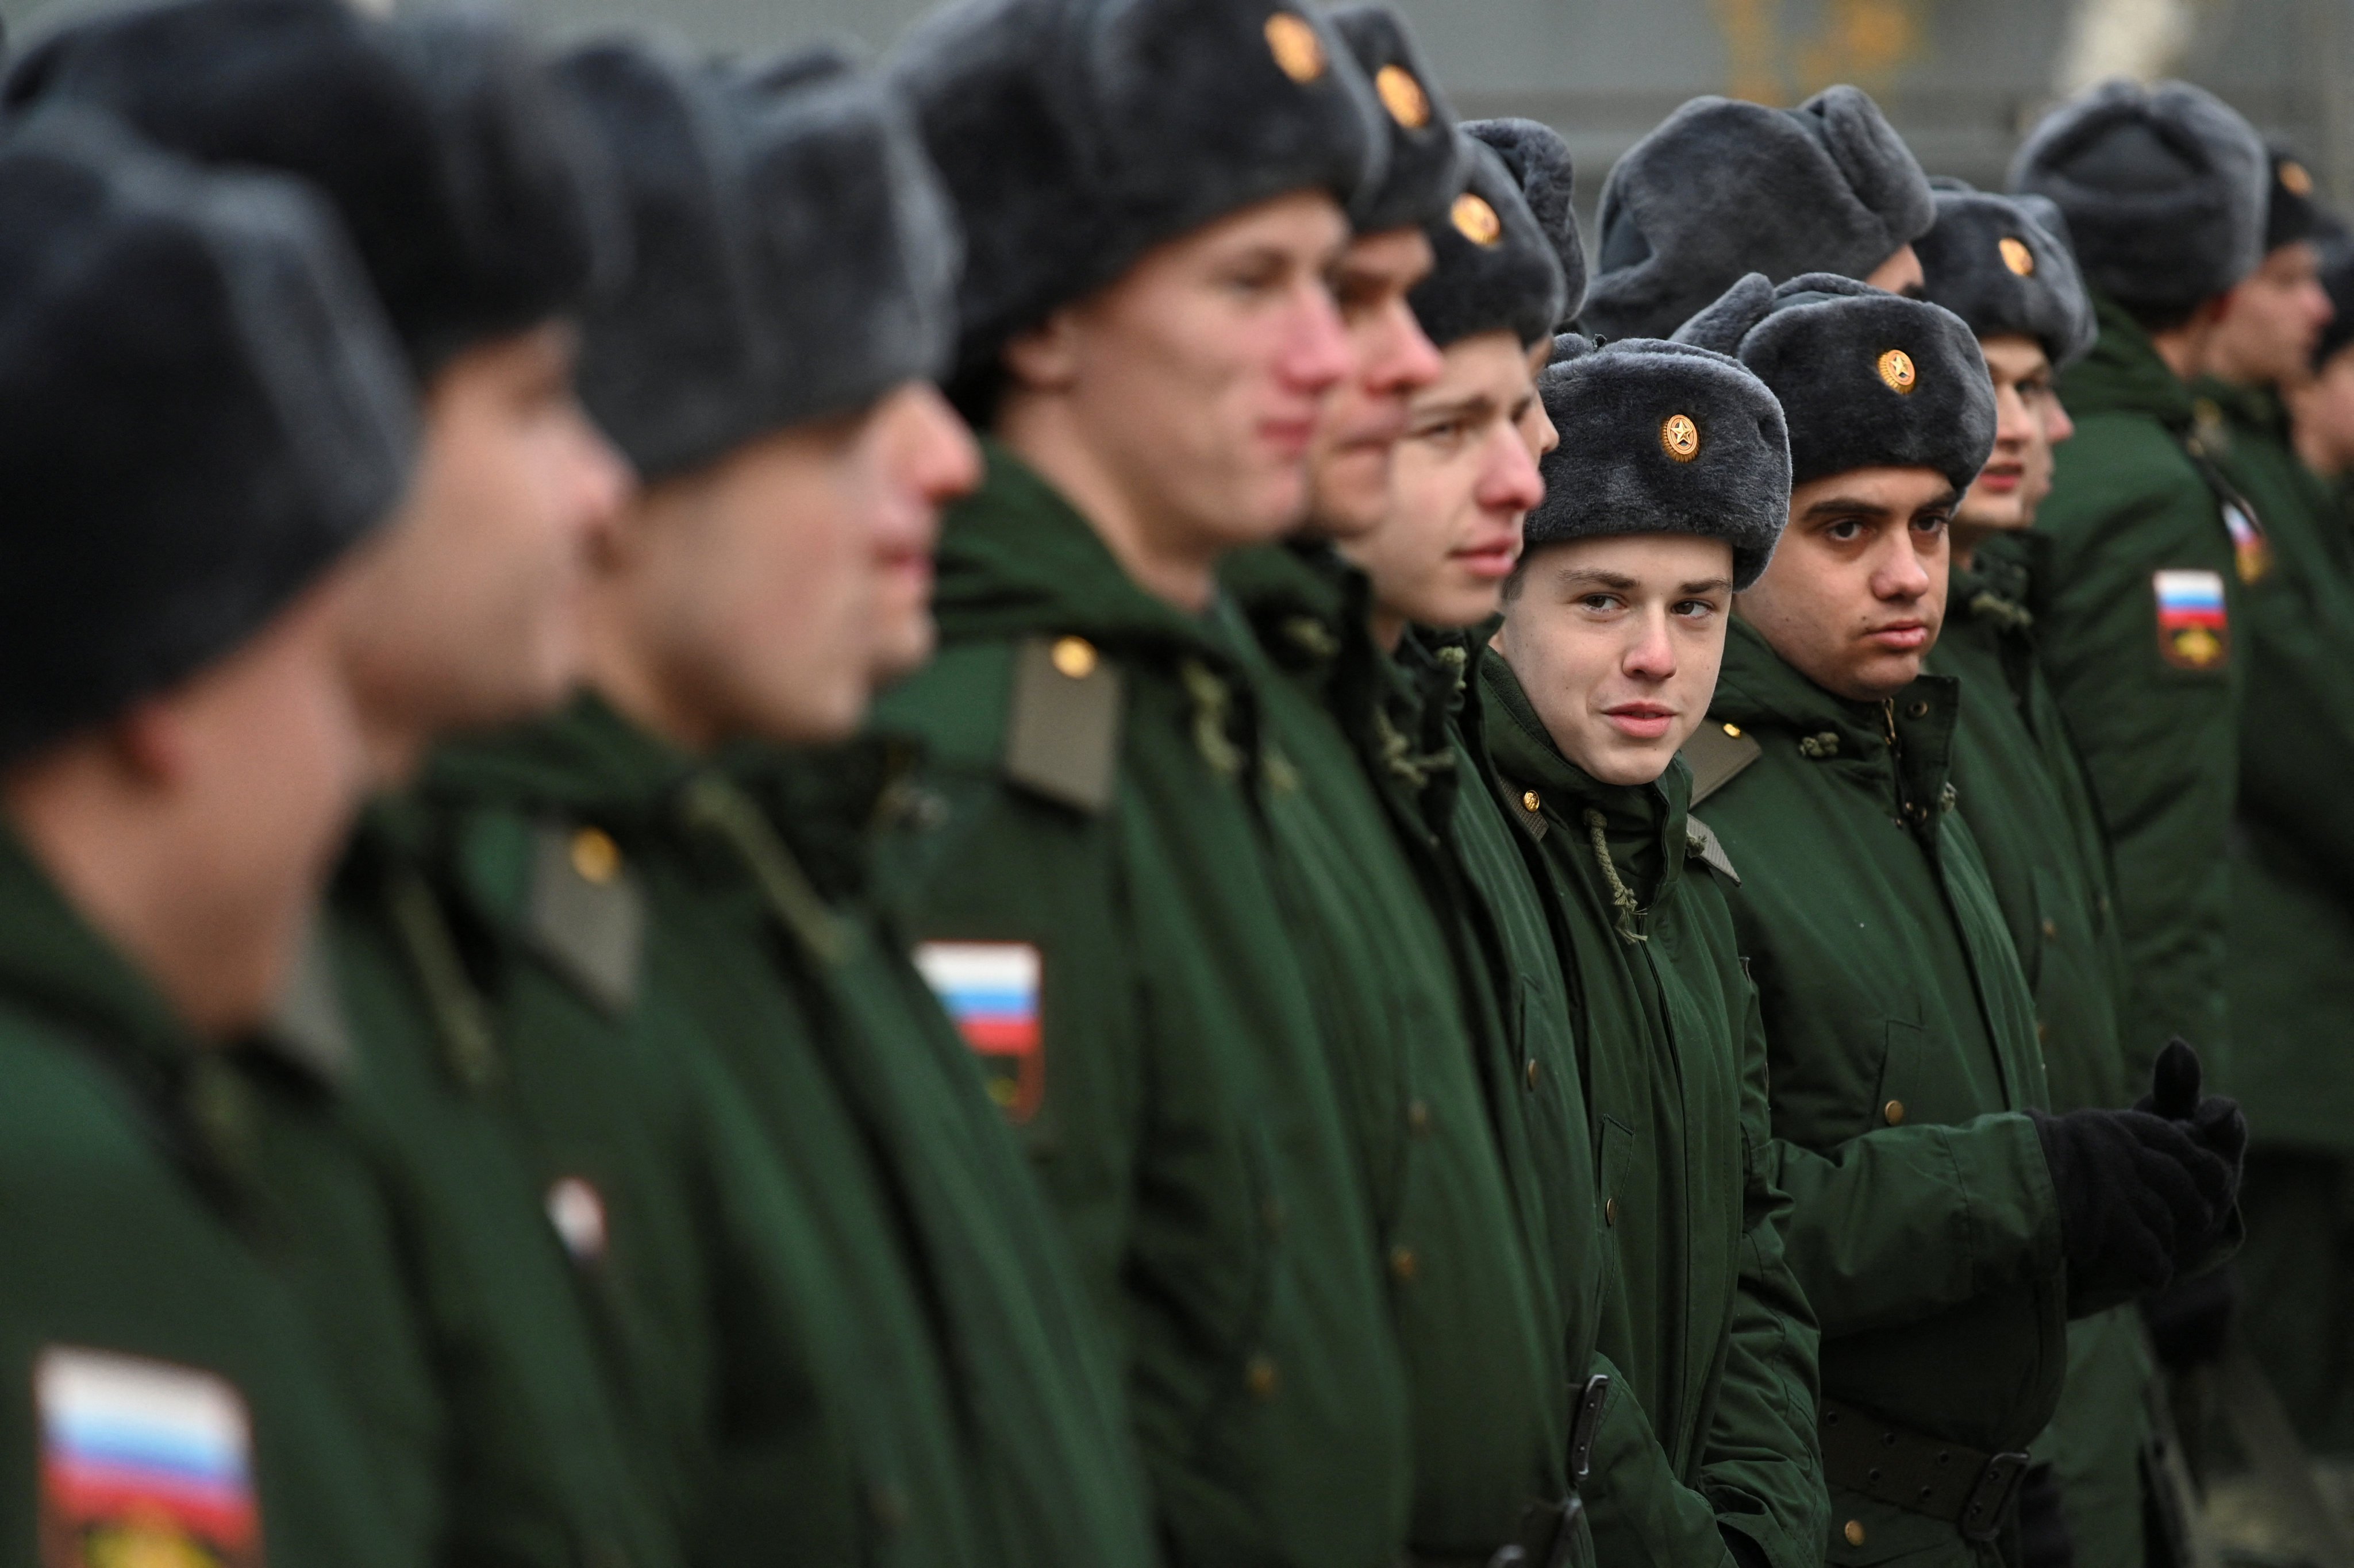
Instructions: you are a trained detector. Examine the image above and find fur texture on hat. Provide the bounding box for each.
[559,41,957,482]
[1674,272,1995,492]
[2263,143,2325,253]
[1329,5,1463,233]
[1915,182,2096,367]
[5,0,624,377]
[2008,78,2267,313]
[1408,119,1578,348]
[891,0,1382,382]
[0,110,414,762]
[1525,336,1790,588]
[1582,86,1933,342]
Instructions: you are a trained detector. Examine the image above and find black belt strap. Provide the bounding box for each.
[1818,1397,2030,1542]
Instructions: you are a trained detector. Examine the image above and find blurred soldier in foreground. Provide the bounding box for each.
[1675,271,2244,1566]
[0,111,415,1568]
[877,0,1420,1561]
[1483,333,1829,1568]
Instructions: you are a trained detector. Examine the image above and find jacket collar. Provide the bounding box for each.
[2056,289,2197,431]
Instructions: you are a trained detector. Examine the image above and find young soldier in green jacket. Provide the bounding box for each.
[875,4,1416,1564]
[1220,90,1591,1563]
[1476,335,1829,1568]
[3,10,691,1565]
[0,114,419,1568]
[1672,271,2245,1566]
[1918,184,2183,1568]
[2007,80,2272,1090]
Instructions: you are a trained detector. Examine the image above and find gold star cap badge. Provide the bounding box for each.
[1877,348,1917,394]
[1264,13,1326,83]
[2282,159,2315,197]
[1375,63,1431,128]
[1451,192,1502,246]
[1998,236,2035,276]
[1660,413,1701,461]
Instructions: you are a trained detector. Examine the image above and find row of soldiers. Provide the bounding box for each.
[0,0,2336,1563]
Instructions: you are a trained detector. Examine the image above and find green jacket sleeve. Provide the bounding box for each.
[1697,992,1826,1568]
[1581,1351,1740,1568]
[1767,1111,2063,1338]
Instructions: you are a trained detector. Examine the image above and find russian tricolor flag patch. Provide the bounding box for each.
[2153,569,2228,670]
[914,941,1045,1123]
[37,1346,263,1568]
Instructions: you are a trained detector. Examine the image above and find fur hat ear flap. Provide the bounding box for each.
[1808,84,1936,248]
[1466,117,1583,320]
[1670,271,1776,353]
[1549,330,1598,367]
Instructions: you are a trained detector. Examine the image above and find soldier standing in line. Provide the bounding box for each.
[1672,270,2244,1566]
[874,1,1424,1562]
[1578,84,1934,342]
[1,9,698,1565]
[1216,70,1589,1558]
[1916,182,2191,1568]
[2284,238,2354,523]
[0,113,419,1568]
[1472,334,1830,1568]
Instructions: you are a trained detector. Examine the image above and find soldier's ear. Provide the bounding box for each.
[1000,309,1086,395]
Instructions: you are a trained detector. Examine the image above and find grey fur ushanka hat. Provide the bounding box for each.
[1328,5,1464,233]
[0,110,414,762]
[1915,182,2096,367]
[2263,143,2325,253]
[1525,336,1790,589]
[1409,118,1581,348]
[558,41,957,482]
[891,0,1382,381]
[2009,78,2267,313]
[1582,86,1933,342]
[1674,272,1996,493]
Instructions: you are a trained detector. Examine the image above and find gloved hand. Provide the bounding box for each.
[2134,1039,2248,1229]
[2030,1102,2236,1317]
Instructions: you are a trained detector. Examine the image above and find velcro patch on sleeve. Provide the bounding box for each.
[2153,569,2229,671]
[37,1346,263,1567]
[914,941,1044,1122]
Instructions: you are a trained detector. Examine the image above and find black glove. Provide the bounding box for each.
[2141,1264,2238,1370]
[2134,1039,2249,1235]
[2031,1104,2236,1316]
[2015,1461,2075,1568]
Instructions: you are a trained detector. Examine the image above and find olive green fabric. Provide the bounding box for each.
[1702,618,2065,1568]
[1217,544,1568,1560]
[1930,553,2150,1568]
[870,445,1412,1568]
[1477,653,1826,1568]
[0,822,411,1568]
[2015,290,2253,1086]
[339,697,1061,1568]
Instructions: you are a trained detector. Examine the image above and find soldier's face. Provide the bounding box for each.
[1952,335,2052,552]
[1306,226,1443,541]
[1864,244,1925,298]
[2287,343,2354,476]
[340,324,630,779]
[1004,191,1353,595]
[590,380,979,749]
[1343,330,1548,646]
[2208,241,2334,389]
[1491,534,1734,787]
[1738,467,1956,702]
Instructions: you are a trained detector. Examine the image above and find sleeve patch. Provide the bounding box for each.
[914,941,1044,1122]
[2153,569,2229,671]
[38,1346,262,1567]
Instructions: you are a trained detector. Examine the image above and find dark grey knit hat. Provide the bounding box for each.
[1582,86,1934,342]
[2263,142,2326,253]
[557,40,957,483]
[1525,336,1790,588]
[1915,182,2096,367]
[891,0,1383,379]
[2009,79,2267,313]
[1674,272,1995,492]
[0,110,414,761]
[1408,119,1579,348]
[1329,5,1464,233]
[5,0,625,379]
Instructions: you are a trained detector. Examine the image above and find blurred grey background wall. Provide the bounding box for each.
[6,0,2347,218]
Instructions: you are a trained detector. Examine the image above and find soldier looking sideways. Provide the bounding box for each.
[1672,270,2245,1567]
[875,1,1419,1562]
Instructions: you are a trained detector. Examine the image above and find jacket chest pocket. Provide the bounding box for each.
[1595,1115,1635,1245]
[1870,1020,1937,1136]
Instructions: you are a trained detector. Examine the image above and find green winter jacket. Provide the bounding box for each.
[2022,292,2253,1084]
[1478,654,1825,1568]
[1700,619,2065,1566]
[1216,544,1571,1562]
[0,823,411,1568]
[871,446,1413,1568]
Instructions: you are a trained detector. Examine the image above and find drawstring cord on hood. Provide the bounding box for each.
[1583,808,1647,945]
